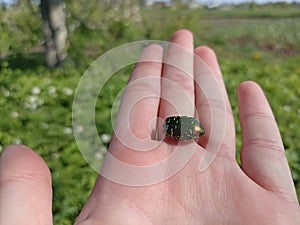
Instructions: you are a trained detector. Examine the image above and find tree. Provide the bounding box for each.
[40,0,141,67]
[40,0,67,67]
[171,0,195,9]
[66,0,141,30]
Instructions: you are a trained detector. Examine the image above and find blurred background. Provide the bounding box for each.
[0,0,300,224]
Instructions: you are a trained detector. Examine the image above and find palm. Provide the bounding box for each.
[80,138,298,225]
[1,30,299,225]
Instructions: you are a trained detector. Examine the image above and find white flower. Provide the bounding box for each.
[2,89,10,97]
[24,95,44,110]
[48,86,57,96]
[37,98,44,106]
[94,151,103,160]
[40,122,49,129]
[31,87,41,95]
[74,125,84,133]
[11,111,19,118]
[13,138,22,144]
[28,95,38,103]
[51,152,60,159]
[63,127,73,134]
[283,105,291,112]
[100,133,111,143]
[63,87,73,96]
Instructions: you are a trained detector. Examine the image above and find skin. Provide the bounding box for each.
[1,29,300,225]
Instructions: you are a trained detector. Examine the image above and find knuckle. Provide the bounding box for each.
[241,111,274,121]
[244,138,285,153]
[127,79,160,96]
[135,61,162,74]
[197,98,232,116]
[170,72,194,90]
[1,172,48,186]
[217,143,236,161]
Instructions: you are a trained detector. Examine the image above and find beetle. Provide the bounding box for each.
[163,116,205,140]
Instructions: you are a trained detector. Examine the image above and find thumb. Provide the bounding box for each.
[238,81,297,203]
[0,145,53,225]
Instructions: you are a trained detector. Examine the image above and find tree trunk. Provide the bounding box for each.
[41,0,67,67]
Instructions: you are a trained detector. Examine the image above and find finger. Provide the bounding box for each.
[158,29,194,139]
[238,81,297,202]
[113,44,163,141]
[194,46,236,160]
[0,145,53,225]
[160,29,194,117]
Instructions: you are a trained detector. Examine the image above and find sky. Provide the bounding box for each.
[1,0,11,4]
[198,0,300,4]
[1,0,299,5]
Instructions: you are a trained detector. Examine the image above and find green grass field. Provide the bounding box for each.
[1,3,300,224]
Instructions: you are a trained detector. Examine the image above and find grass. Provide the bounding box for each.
[1,3,300,224]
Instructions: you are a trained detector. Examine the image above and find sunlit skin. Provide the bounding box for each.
[1,30,300,225]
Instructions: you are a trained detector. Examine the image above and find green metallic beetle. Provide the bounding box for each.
[163,116,205,140]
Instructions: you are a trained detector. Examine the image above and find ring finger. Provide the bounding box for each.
[158,30,195,139]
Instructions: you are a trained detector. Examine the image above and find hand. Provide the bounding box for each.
[1,30,299,225]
